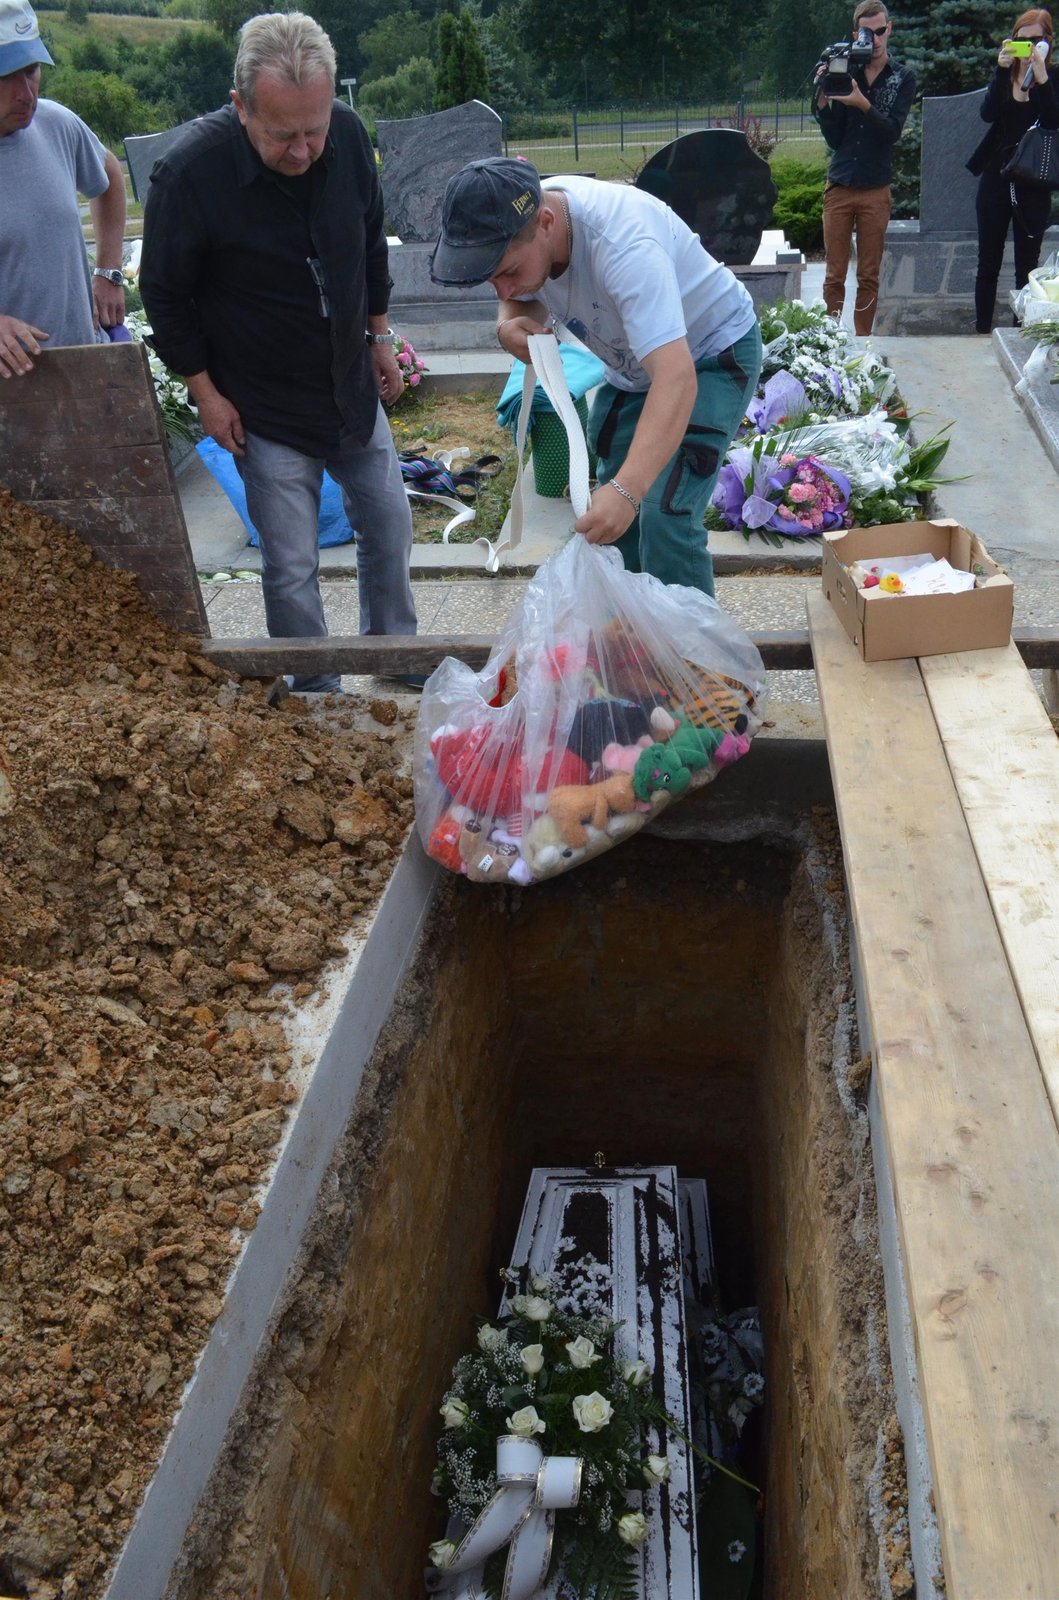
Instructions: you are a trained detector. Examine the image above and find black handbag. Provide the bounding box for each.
[1001,121,1059,189]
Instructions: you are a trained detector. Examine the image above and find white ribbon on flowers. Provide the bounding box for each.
[477,331,592,573]
[428,1435,582,1599]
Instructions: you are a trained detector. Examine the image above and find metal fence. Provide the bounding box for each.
[498,99,826,176]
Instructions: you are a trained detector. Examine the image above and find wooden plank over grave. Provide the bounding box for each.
[808,590,1059,1599]
[0,343,207,637]
[506,1165,701,1600]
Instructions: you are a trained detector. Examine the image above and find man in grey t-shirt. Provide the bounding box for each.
[0,0,126,377]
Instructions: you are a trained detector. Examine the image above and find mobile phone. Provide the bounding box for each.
[1004,38,1034,57]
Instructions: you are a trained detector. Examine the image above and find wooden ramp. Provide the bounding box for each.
[808,591,1059,1598]
[0,343,207,636]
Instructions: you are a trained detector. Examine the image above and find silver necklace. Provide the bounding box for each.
[554,190,573,268]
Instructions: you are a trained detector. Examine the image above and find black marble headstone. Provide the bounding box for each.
[636,130,777,264]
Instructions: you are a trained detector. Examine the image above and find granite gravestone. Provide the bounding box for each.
[636,130,777,264]
[376,99,502,242]
[125,119,201,203]
[920,87,985,234]
[380,99,505,348]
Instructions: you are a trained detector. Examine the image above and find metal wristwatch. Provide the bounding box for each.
[93,267,124,285]
[365,328,394,345]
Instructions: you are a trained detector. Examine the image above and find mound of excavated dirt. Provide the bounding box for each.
[0,488,416,1600]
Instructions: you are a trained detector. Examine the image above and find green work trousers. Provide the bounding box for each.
[586,322,762,596]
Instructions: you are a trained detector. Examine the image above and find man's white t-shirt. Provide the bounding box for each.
[532,176,757,392]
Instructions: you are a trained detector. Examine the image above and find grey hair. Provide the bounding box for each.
[234,12,337,108]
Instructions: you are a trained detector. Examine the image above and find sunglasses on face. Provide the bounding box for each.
[864,23,889,37]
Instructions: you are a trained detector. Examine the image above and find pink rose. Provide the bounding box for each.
[409,371,421,386]
[787,482,816,504]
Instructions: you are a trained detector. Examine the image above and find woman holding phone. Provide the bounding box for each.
[966,8,1058,333]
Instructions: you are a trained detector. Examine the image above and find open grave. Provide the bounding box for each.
[7,343,1059,1600]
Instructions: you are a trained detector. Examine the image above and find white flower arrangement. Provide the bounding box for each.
[124,311,200,445]
[430,1263,676,1599]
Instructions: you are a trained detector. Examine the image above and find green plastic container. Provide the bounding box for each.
[529,397,594,498]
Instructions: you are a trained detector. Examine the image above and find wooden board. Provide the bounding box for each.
[921,642,1059,1129]
[0,343,207,637]
[808,590,1059,1599]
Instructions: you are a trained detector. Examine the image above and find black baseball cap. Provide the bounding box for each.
[430,157,542,286]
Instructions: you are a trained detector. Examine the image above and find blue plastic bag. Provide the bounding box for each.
[195,437,355,548]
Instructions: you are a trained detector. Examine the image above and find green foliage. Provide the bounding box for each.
[65,0,90,26]
[757,0,850,96]
[434,6,489,109]
[164,0,207,17]
[46,64,162,142]
[771,157,827,252]
[359,54,436,118]
[199,0,254,42]
[133,26,232,119]
[359,8,431,81]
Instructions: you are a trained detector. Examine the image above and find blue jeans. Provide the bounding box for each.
[237,405,416,693]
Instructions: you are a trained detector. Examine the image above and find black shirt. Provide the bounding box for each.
[140,101,390,454]
[967,66,1059,177]
[814,57,917,188]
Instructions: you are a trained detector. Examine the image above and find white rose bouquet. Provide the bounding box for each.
[430,1263,674,1599]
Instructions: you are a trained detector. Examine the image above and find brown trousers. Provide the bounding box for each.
[822,182,892,336]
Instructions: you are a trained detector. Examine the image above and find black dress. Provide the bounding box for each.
[966,65,1059,332]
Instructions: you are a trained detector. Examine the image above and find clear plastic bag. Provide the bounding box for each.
[414,536,766,885]
[1012,249,1059,324]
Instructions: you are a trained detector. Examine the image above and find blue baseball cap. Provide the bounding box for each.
[431,157,542,286]
[0,0,54,76]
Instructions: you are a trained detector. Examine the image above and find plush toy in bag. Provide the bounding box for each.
[413,335,766,885]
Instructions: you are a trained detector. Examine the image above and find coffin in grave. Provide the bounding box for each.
[502,1164,707,1600]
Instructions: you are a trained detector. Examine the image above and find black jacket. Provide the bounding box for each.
[814,57,917,187]
[966,66,1059,178]
[140,101,390,454]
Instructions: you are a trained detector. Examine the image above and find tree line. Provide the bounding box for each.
[38,0,1025,154]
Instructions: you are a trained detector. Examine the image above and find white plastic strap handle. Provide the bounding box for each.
[475,333,592,574]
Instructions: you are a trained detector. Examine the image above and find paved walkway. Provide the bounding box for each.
[183,259,1059,707]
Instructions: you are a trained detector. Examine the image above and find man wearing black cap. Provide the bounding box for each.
[432,158,762,596]
[0,0,127,378]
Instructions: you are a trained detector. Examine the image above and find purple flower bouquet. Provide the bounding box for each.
[713,450,852,537]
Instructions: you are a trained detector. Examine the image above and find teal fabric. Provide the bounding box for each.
[496,343,606,432]
[587,324,763,596]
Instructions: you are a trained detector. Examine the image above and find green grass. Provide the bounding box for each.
[37,9,204,47]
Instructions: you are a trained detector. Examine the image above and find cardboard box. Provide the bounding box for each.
[821,519,1014,662]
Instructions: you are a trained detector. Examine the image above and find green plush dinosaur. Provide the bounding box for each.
[632,717,725,802]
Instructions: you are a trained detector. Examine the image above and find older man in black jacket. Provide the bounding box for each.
[140,10,415,693]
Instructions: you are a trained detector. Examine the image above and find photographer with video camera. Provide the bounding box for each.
[966,9,1058,334]
[813,2,916,334]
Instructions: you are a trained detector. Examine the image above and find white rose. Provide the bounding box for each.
[643,1453,671,1487]
[477,1324,506,1353]
[616,1511,648,1547]
[623,1358,650,1388]
[512,1294,552,1323]
[521,1343,545,1375]
[572,1391,614,1433]
[440,1397,469,1430]
[506,1404,545,1438]
[530,1272,552,1293]
[564,1335,600,1370]
[429,1539,458,1568]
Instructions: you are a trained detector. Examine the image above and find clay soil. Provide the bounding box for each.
[0,488,417,1600]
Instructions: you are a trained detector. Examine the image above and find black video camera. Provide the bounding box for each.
[819,27,874,95]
